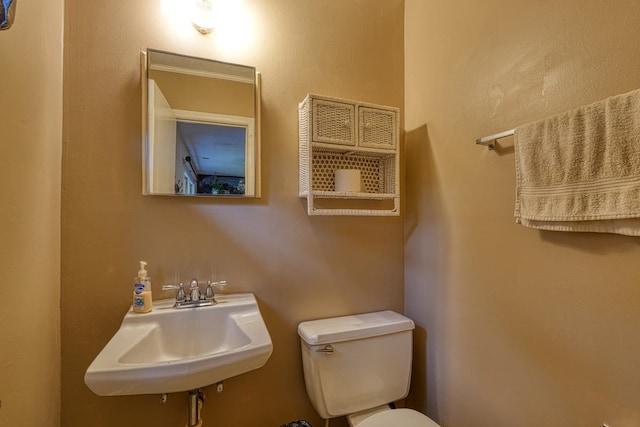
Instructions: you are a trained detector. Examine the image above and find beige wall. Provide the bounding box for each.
[61,1,403,426]
[0,0,63,426]
[405,1,640,426]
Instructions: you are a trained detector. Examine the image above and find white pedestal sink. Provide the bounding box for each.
[84,293,273,396]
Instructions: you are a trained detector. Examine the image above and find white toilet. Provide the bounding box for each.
[298,310,440,427]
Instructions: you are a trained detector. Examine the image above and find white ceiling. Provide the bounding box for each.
[176,121,246,177]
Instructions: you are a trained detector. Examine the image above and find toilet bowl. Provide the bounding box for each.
[298,311,440,427]
[355,408,439,427]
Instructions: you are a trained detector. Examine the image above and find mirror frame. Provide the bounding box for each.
[140,49,261,198]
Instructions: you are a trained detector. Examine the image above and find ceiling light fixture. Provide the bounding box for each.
[192,0,216,35]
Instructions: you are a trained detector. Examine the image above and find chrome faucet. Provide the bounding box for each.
[162,278,227,309]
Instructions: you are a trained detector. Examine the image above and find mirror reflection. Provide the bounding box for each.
[143,49,260,197]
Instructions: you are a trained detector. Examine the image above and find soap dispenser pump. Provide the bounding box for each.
[133,261,153,313]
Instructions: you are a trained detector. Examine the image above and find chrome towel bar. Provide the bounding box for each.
[476,128,515,150]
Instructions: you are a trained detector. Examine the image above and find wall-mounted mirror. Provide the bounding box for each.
[142,49,260,197]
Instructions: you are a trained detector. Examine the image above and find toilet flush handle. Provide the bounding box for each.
[316,345,334,353]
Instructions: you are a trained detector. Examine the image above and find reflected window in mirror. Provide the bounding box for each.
[142,49,261,197]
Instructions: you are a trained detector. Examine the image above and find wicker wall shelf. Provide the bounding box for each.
[299,94,400,216]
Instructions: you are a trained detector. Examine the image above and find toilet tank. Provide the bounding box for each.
[298,311,415,419]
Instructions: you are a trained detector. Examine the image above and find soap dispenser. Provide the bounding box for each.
[133,261,153,313]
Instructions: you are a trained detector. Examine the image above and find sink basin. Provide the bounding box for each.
[84,293,273,396]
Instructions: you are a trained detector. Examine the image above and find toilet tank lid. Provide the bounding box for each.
[298,310,415,345]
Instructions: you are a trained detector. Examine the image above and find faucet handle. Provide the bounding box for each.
[205,280,227,302]
[210,280,227,289]
[162,283,186,302]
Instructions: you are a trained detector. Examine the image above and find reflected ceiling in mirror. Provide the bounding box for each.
[143,49,260,197]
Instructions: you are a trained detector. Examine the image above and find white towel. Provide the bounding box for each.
[514,88,640,236]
